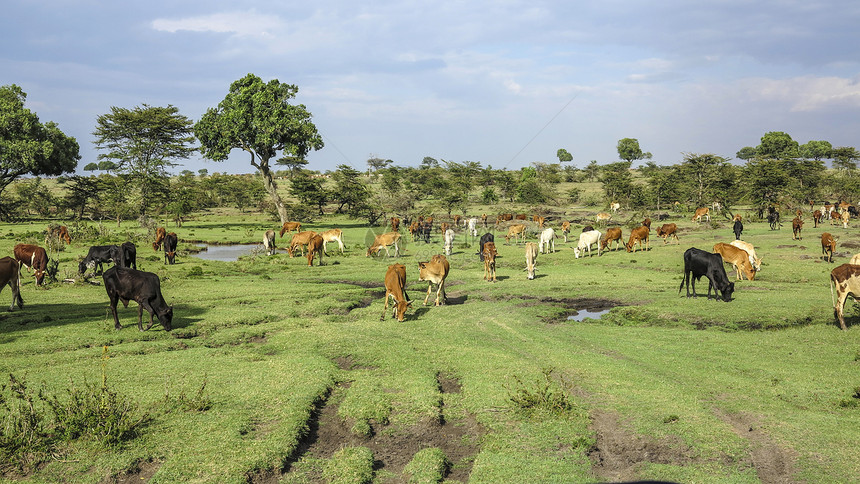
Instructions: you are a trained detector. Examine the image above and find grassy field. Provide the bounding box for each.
[1,204,859,483]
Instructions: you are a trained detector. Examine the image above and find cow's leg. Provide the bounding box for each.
[137,304,145,331]
[109,296,122,329]
[835,291,849,330]
[381,292,390,321]
[424,283,432,306]
[394,241,400,257]
[437,281,446,305]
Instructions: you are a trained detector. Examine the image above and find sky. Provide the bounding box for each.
[3,0,860,175]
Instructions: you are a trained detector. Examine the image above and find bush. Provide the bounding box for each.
[505,367,574,416]
[0,374,52,472]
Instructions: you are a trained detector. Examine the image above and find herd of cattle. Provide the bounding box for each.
[2,202,860,331]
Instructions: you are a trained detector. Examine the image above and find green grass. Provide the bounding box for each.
[0,207,859,482]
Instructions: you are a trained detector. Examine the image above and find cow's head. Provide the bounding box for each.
[573,247,582,259]
[158,306,173,331]
[393,299,412,322]
[721,282,735,302]
[78,260,91,274]
[34,269,46,286]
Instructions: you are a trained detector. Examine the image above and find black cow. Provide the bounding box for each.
[420,222,432,244]
[733,220,743,240]
[679,247,735,302]
[478,233,494,262]
[164,232,178,264]
[103,266,173,331]
[849,205,860,217]
[767,208,781,230]
[121,242,137,270]
[79,245,123,275]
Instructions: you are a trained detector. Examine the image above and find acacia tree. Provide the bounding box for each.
[616,138,652,163]
[0,84,80,220]
[194,74,324,224]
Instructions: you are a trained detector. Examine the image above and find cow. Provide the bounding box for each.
[367,232,402,257]
[468,217,478,237]
[504,224,527,244]
[46,225,72,245]
[440,222,450,235]
[841,211,850,229]
[656,223,679,244]
[13,244,48,286]
[482,241,497,282]
[103,266,172,331]
[418,254,449,306]
[730,240,762,272]
[733,214,743,223]
[496,213,513,225]
[792,217,803,241]
[822,232,837,263]
[319,228,345,255]
[121,242,137,270]
[560,221,571,243]
[288,231,318,257]
[692,207,710,223]
[600,228,623,252]
[582,225,595,233]
[444,229,455,256]
[0,257,24,311]
[679,247,735,302]
[481,214,488,228]
[478,233,494,262]
[712,201,722,214]
[625,226,650,253]
[382,264,411,322]
[408,221,420,241]
[813,210,823,228]
[641,218,651,230]
[538,228,555,254]
[733,219,743,240]
[79,245,123,275]
[830,263,860,330]
[595,212,611,225]
[574,230,602,258]
[453,215,462,227]
[419,222,432,244]
[713,242,756,281]
[609,202,621,213]
[391,217,400,232]
[521,241,539,281]
[263,230,277,256]
[153,227,166,251]
[164,232,178,265]
[306,234,324,266]
[279,222,302,238]
[515,214,528,221]
[767,208,781,230]
[533,215,546,228]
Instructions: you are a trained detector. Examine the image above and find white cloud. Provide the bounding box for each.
[151,10,283,38]
[741,75,860,112]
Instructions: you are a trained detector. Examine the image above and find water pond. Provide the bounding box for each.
[566,307,612,321]
[192,243,274,262]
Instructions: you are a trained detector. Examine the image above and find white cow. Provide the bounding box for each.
[263,230,276,256]
[525,242,538,280]
[573,230,602,258]
[468,217,478,237]
[444,229,455,256]
[538,228,556,254]
[319,228,345,255]
[729,240,762,272]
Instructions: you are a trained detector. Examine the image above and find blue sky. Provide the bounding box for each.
[3,0,860,175]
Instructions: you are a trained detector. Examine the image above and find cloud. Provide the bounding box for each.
[741,75,860,112]
[151,10,283,38]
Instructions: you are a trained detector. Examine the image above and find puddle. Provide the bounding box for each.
[193,243,280,261]
[567,307,612,321]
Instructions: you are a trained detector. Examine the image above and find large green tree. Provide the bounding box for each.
[0,84,80,219]
[194,74,324,224]
[756,131,799,159]
[616,138,652,163]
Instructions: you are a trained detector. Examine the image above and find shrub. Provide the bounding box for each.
[0,374,52,472]
[505,367,574,416]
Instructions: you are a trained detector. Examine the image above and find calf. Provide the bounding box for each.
[288,231,318,257]
[574,230,602,258]
[121,242,137,270]
[478,233,494,262]
[306,234,324,266]
[13,243,48,286]
[595,212,611,225]
[730,240,762,272]
[600,228,622,252]
[443,229,455,256]
[481,213,488,228]
[525,242,538,280]
[468,217,478,237]
[164,232,178,265]
[813,210,822,228]
[610,202,621,213]
[483,241,498,282]
[792,217,803,240]
[625,226,650,253]
[153,227,166,251]
[713,242,756,281]
[319,228,345,255]
[830,263,860,330]
[821,232,837,263]
[0,257,24,310]
[679,247,734,302]
[381,264,411,322]
[420,221,432,243]
[692,207,710,223]
[733,219,743,240]
[46,225,72,245]
[279,221,302,238]
[417,254,449,306]
[504,224,527,244]
[366,232,401,257]
[391,217,400,232]
[538,228,555,254]
[560,221,571,242]
[767,210,781,230]
[656,223,679,244]
[263,230,276,256]
[103,266,173,331]
[79,245,122,275]
[842,210,850,229]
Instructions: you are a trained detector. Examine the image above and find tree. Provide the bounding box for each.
[616,138,652,163]
[736,146,757,160]
[800,140,832,161]
[599,161,633,203]
[556,148,573,163]
[290,170,329,215]
[583,160,600,182]
[831,146,858,175]
[331,165,371,216]
[366,156,392,173]
[744,158,790,210]
[276,155,308,179]
[677,153,736,210]
[756,131,799,159]
[93,104,195,217]
[195,74,324,224]
[84,162,99,171]
[0,84,80,219]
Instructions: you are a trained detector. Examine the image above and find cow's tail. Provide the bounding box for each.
[830,273,836,310]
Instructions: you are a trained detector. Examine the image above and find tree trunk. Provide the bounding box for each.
[257,158,288,224]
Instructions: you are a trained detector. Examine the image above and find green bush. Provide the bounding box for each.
[505,367,573,416]
[0,374,52,473]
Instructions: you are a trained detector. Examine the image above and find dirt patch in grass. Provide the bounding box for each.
[713,409,800,484]
[513,296,622,323]
[840,240,860,249]
[111,459,161,484]
[323,279,384,289]
[334,355,377,371]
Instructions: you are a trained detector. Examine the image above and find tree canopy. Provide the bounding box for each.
[616,138,652,163]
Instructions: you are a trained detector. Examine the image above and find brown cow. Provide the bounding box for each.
[279,221,302,238]
[0,257,24,311]
[822,232,837,263]
[481,214,488,228]
[841,210,850,229]
[496,213,513,225]
[830,263,860,330]
[792,217,803,240]
[319,228,345,255]
[366,232,402,257]
[595,212,611,225]
[692,207,710,223]
[306,234,324,266]
[625,226,650,253]
[440,222,450,234]
[560,221,571,242]
[483,242,497,282]
[417,254,449,306]
[525,242,538,280]
[14,244,49,286]
[533,215,546,228]
[408,221,420,241]
[288,231,318,257]
[382,264,411,322]
[600,228,623,252]
[641,218,651,229]
[453,215,462,226]
[504,224,527,244]
[713,242,756,281]
[46,225,71,245]
[730,240,762,272]
[391,217,400,232]
[153,227,166,251]
[514,214,528,220]
[733,214,742,222]
[656,223,679,244]
[813,210,822,228]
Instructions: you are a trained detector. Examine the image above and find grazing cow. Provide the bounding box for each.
[263,230,276,256]
[538,228,556,254]
[417,254,449,306]
[767,208,781,230]
[468,217,478,237]
[841,211,850,229]
[13,244,48,286]
[164,232,178,265]
[574,230,602,258]
[103,266,172,331]
[0,257,24,310]
[444,229,455,256]
[533,215,546,228]
[319,228,345,255]
[733,219,743,240]
[813,210,823,228]
[525,242,538,280]
[288,231,318,257]
[46,225,72,245]
[440,222,450,235]
[821,232,837,263]
[497,213,513,225]
[453,215,462,226]
[560,221,571,242]
[849,206,860,217]
[79,245,123,275]
[730,240,762,272]
[595,212,612,225]
[382,264,411,322]
[419,222,432,243]
[306,234,324,266]
[830,263,860,330]
[515,214,528,221]
[279,221,302,238]
[641,218,651,230]
[713,242,756,281]
[482,241,498,282]
[792,217,803,241]
[367,232,402,257]
[391,217,400,232]
[692,207,710,223]
[408,221,420,241]
[478,233,494,262]
[153,227,166,251]
[600,228,623,252]
[481,214,488,228]
[679,247,735,302]
[504,224,527,244]
[657,223,679,244]
[609,202,621,213]
[625,226,650,253]
[121,242,137,270]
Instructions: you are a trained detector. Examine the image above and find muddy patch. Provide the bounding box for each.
[334,355,377,371]
[111,459,161,483]
[324,279,384,289]
[514,296,621,323]
[714,409,800,483]
[840,240,860,249]
[776,244,799,249]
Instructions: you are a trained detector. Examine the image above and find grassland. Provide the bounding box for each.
[1,202,859,483]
